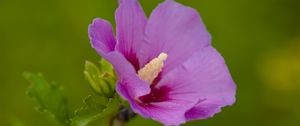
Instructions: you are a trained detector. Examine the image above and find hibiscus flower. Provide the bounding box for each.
[88,0,236,125]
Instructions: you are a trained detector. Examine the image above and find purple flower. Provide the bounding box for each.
[88,0,236,125]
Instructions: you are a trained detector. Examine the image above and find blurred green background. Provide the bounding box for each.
[1,0,300,125]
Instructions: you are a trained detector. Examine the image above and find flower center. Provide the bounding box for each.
[137,53,168,84]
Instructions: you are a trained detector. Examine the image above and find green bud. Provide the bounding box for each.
[84,60,116,98]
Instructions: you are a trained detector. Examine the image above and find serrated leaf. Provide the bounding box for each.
[84,60,116,97]
[71,95,120,126]
[24,72,70,125]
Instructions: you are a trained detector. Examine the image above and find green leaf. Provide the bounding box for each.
[84,60,116,97]
[24,72,70,125]
[71,95,120,126]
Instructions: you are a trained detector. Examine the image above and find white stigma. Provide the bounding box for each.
[138,53,168,84]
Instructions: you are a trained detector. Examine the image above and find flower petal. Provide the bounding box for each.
[89,17,150,100]
[116,71,197,126]
[157,46,236,120]
[103,51,151,98]
[138,0,211,75]
[115,0,147,70]
[185,100,222,121]
[116,73,151,100]
[135,101,189,126]
[88,18,116,55]
[117,87,195,126]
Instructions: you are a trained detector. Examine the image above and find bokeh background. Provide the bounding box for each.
[1,0,300,125]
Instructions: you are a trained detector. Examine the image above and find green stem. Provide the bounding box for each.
[108,106,136,126]
[113,118,125,126]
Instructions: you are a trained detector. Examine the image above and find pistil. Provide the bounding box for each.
[137,53,168,84]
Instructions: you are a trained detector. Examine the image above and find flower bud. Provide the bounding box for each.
[84,60,116,98]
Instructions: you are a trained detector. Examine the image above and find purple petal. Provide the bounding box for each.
[88,18,116,55]
[88,17,150,100]
[116,73,151,100]
[116,72,197,126]
[106,51,151,99]
[135,101,190,126]
[157,46,236,120]
[138,0,211,75]
[115,0,147,70]
[185,100,222,120]
[117,86,196,126]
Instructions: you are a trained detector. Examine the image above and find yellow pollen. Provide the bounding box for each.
[138,53,168,84]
